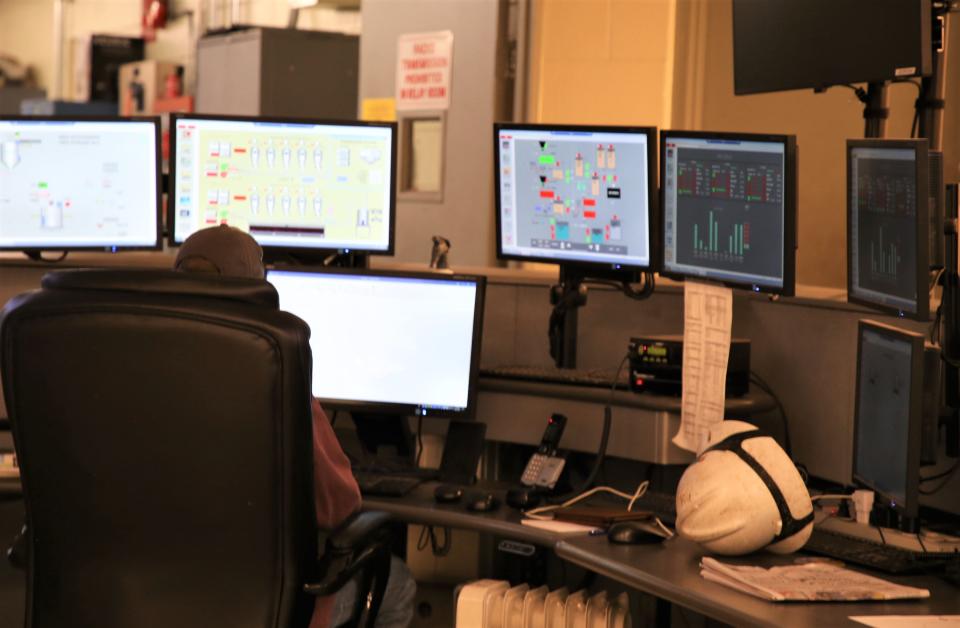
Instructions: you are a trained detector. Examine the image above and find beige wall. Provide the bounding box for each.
[529,0,960,290]
[528,0,676,128]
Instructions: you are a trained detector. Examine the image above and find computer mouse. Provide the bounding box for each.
[607,521,666,545]
[465,492,500,513]
[505,487,542,510]
[433,484,463,504]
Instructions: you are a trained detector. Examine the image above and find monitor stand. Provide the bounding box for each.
[263,249,369,268]
[548,264,642,369]
[942,184,959,457]
[817,515,960,554]
[350,412,417,472]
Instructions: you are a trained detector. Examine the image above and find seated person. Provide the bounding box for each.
[174,225,415,628]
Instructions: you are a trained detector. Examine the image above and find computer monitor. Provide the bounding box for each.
[847,139,930,320]
[853,320,925,520]
[494,123,657,271]
[0,116,161,252]
[732,0,931,95]
[266,267,486,418]
[660,130,797,295]
[169,114,396,257]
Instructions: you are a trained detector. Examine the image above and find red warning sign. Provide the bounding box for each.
[396,31,453,111]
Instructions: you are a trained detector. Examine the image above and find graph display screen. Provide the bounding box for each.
[495,124,656,269]
[853,320,923,518]
[661,131,796,294]
[170,115,396,253]
[0,117,160,250]
[267,268,485,417]
[847,140,928,319]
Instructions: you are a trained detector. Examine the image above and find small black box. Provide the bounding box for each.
[629,335,751,397]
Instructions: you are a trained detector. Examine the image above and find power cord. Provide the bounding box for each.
[919,461,959,495]
[416,525,451,557]
[415,415,424,467]
[748,372,792,457]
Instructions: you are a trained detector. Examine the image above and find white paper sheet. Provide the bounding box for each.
[673,280,733,453]
[850,616,960,628]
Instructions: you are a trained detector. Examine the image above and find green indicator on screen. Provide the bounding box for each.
[538,154,555,165]
[38,182,48,189]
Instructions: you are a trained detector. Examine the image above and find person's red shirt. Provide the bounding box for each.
[309,398,361,627]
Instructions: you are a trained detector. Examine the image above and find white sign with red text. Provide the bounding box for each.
[396,31,454,111]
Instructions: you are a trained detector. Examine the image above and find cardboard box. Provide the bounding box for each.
[118,60,182,116]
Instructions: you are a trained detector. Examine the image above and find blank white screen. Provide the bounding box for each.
[268,270,479,411]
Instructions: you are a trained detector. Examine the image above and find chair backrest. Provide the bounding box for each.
[0,269,317,628]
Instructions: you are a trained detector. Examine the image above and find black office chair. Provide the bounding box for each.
[0,269,391,628]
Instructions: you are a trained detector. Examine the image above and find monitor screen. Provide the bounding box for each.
[847,139,929,319]
[0,117,161,251]
[170,115,396,254]
[853,320,923,518]
[660,131,797,295]
[267,268,485,417]
[732,0,931,95]
[494,123,656,270]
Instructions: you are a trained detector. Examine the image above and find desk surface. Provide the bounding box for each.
[363,483,560,547]
[556,535,960,628]
[366,487,960,628]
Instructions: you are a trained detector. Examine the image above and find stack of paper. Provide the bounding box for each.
[700,557,930,602]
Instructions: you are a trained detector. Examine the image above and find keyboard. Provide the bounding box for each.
[804,527,959,574]
[481,365,629,390]
[629,490,677,524]
[355,473,424,497]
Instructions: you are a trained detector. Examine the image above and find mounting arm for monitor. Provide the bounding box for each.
[22,250,68,263]
[941,183,959,457]
[815,82,887,138]
[548,265,655,369]
[916,2,956,147]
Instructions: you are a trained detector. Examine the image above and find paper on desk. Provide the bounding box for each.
[673,280,733,453]
[700,557,930,602]
[850,617,960,628]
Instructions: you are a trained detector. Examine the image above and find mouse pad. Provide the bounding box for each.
[553,507,653,527]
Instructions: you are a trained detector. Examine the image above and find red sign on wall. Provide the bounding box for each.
[396,31,454,111]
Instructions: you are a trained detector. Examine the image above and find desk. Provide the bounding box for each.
[365,487,960,628]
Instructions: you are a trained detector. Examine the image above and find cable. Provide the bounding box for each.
[416,525,451,556]
[919,462,960,495]
[415,415,424,467]
[748,372,792,457]
[330,411,339,428]
[811,494,854,502]
[917,532,928,553]
[877,525,887,546]
[921,460,960,483]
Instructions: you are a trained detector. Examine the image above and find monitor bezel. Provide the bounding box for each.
[852,319,924,520]
[493,122,659,273]
[658,129,798,296]
[168,113,398,256]
[846,138,930,321]
[266,265,486,419]
[0,115,163,253]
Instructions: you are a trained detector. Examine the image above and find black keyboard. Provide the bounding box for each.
[355,473,423,497]
[629,490,677,524]
[481,365,629,390]
[804,527,959,574]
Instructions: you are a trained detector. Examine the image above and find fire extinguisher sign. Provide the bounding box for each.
[395,31,454,111]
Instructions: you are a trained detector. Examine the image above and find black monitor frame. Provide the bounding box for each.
[852,319,924,521]
[493,122,659,273]
[168,113,398,259]
[846,138,930,321]
[0,115,163,254]
[659,130,798,296]
[266,266,486,419]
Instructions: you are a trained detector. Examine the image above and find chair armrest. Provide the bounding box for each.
[7,524,26,570]
[304,510,393,597]
[327,510,392,551]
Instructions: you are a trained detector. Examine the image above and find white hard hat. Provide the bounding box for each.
[675,421,813,555]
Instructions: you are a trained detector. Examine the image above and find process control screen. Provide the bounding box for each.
[0,119,159,249]
[496,126,653,268]
[267,270,481,414]
[662,134,788,290]
[848,146,920,315]
[172,117,395,252]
